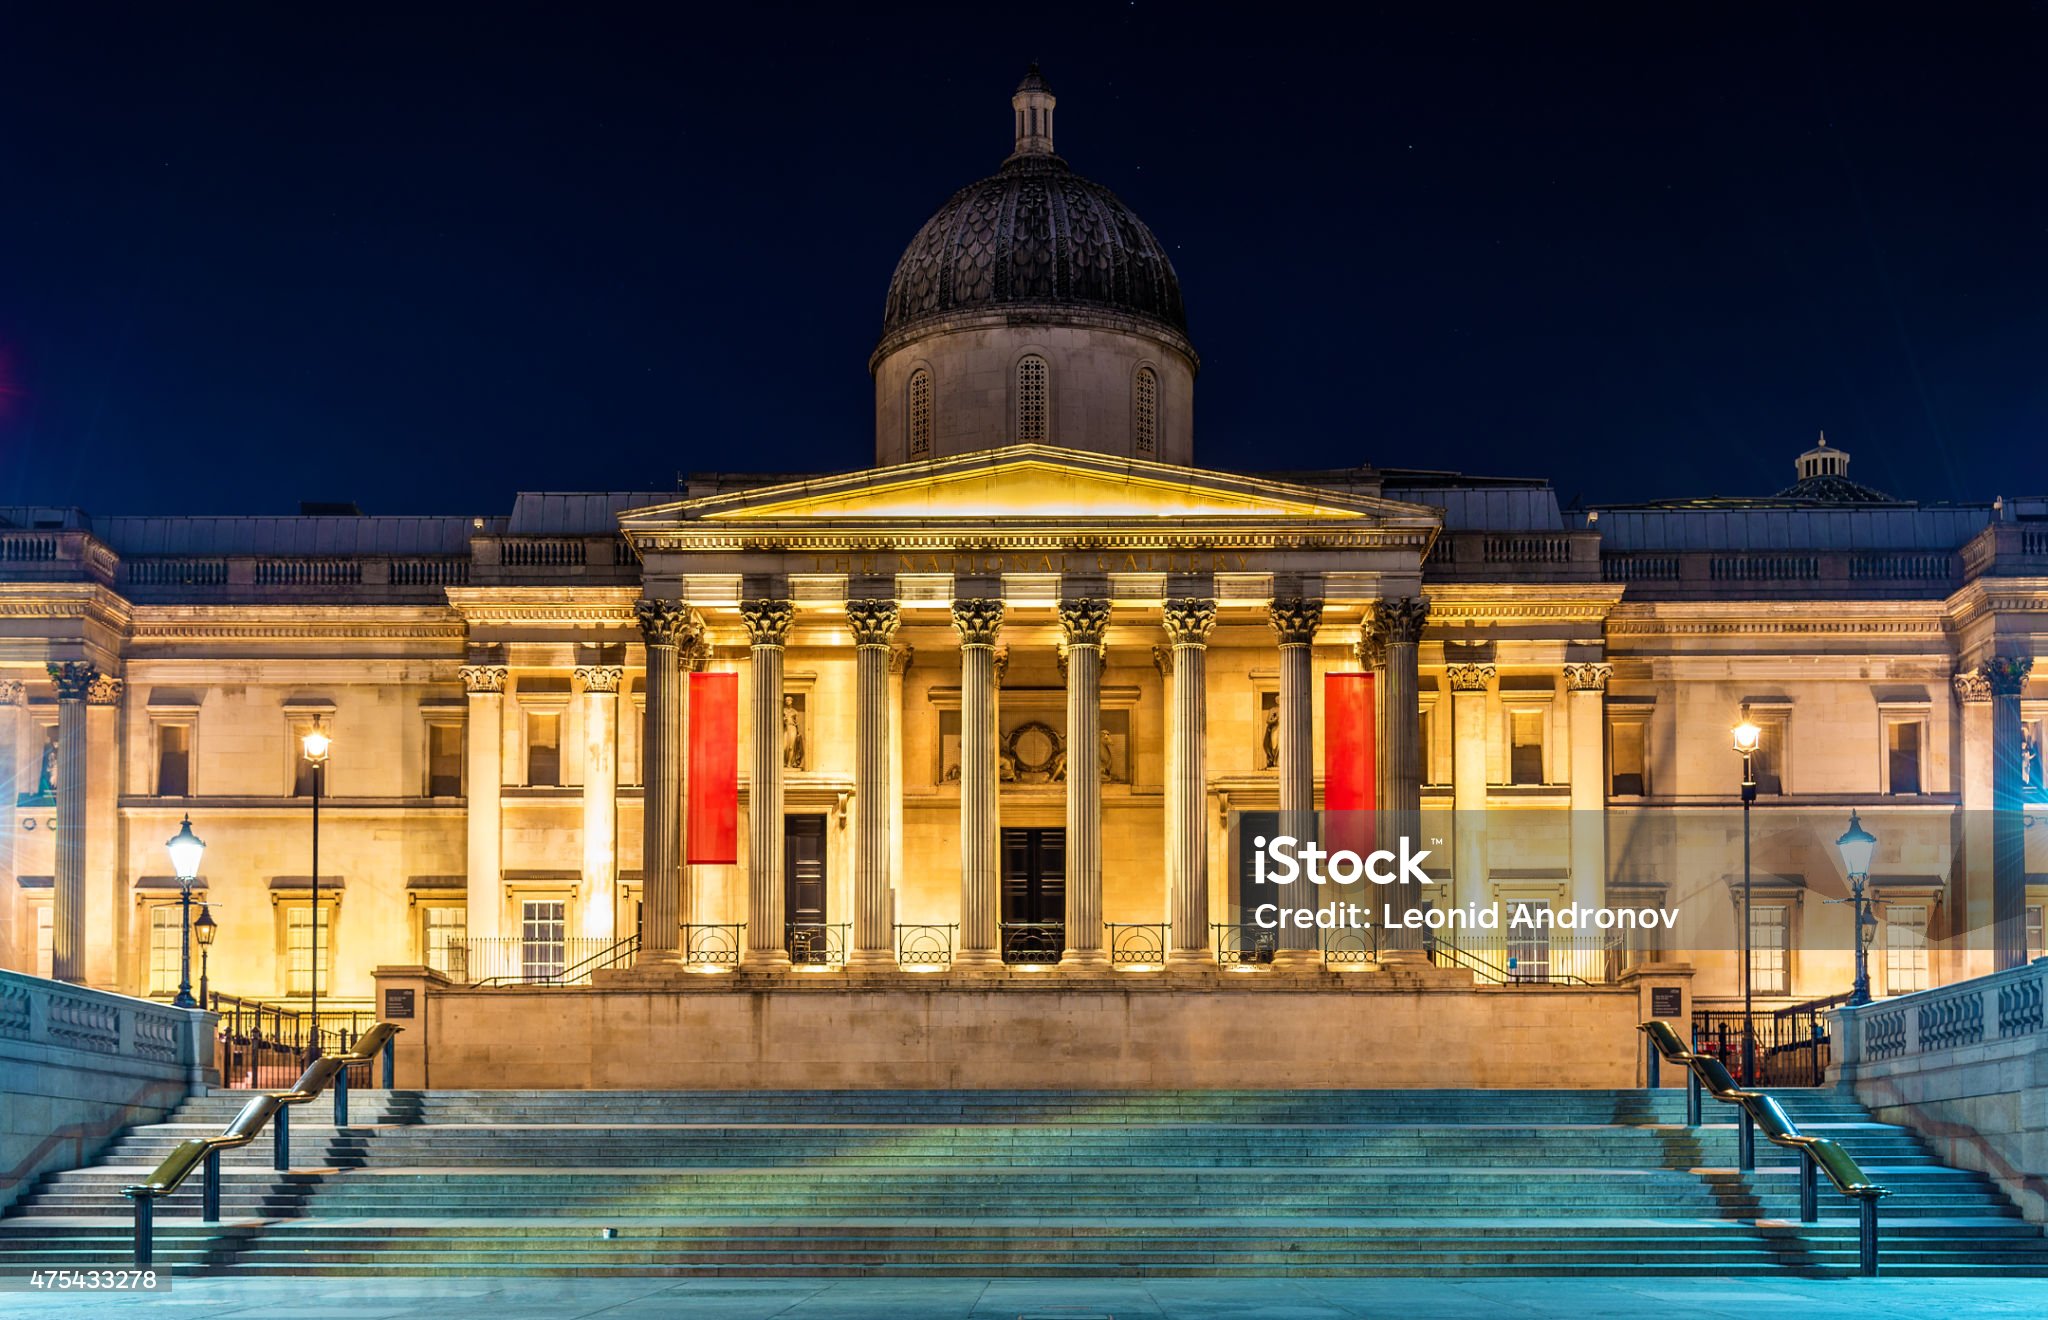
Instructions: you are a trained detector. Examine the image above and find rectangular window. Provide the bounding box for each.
[1509,710,1545,785]
[290,719,326,797]
[1749,903,1789,996]
[1887,720,1923,796]
[156,725,191,797]
[427,722,463,797]
[148,906,183,995]
[1419,706,1444,786]
[34,904,54,978]
[1750,719,1786,796]
[1610,719,1647,796]
[526,712,561,787]
[421,905,467,976]
[1884,903,1929,994]
[2025,904,2042,962]
[284,906,330,996]
[520,899,566,980]
[1506,899,1551,981]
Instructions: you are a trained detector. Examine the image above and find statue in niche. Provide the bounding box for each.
[1260,693,1280,770]
[1101,729,1117,782]
[36,727,59,797]
[781,694,806,771]
[2023,726,2040,793]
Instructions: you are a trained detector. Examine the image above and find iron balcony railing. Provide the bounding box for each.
[1105,922,1169,968]
[1212,922,1276,967]
[681,922,746,967]
[1000,921,1064,965]
[1319,924,1379,966]
[786,921,851,967]
[894,923,957,970]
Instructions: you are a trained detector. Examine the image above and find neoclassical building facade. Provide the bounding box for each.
[3,72,2044,1022]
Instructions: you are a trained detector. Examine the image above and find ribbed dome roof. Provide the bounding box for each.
[880,71,1187,343]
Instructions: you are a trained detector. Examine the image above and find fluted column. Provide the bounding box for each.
[1564,663,1611,982]
[46,662,95,984]
[1952,670,1995,979]
[1357,618,1388,817]
[1987,656,2033,970]
[635,600,698,963]
[1270,598,1323,964]
[1163,599,1217,965]
[1059,599,1111,967]
[460,664,509,946]
[1448,662,1493,913]
[575,664,623,943]
[0,683,19,942]
[739,601,794,970]
[952,599,1004,967]
[1374,598,1430,951]
[849,600,902,967]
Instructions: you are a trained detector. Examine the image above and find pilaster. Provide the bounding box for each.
[46,662,96,984]
[459,664,508,947]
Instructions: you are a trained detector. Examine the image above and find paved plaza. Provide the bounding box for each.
[7,1277,2048,1320]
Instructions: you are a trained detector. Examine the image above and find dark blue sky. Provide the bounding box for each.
[2,2,2043,515]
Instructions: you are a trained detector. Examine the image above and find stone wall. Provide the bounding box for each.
[0,970,213,1212]
[375,964,1679,1091]
[1831,959,2048,1222]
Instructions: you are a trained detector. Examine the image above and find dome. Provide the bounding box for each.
[878,71,1188,349]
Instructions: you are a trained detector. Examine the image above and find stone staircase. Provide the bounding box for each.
[1,1088,2042,1277]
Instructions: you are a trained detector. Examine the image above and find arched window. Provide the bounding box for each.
[1015,355,1048,442]
[907,368,933,459]
[1134,367,1158,457]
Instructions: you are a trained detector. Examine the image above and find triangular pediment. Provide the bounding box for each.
[623,446,1435,528]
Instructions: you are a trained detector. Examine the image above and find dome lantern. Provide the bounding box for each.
[1009,64,1057,161]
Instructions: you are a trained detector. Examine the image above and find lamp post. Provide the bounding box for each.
[300,724,331,1059]
[165,816,206,1009]
[194,903,217,1006]
[1732,720,1761,1085]
[1836,811,1878,1006]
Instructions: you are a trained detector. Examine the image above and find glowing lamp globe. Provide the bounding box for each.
[165,815,206,882]
[1836,811,1877,879]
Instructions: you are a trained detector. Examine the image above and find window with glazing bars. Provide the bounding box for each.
[1015,355,1048,441]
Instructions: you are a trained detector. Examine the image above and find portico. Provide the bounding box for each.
[615,445,1441,975]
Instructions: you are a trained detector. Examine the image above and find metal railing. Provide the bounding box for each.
[786,922,850,967]
[1319,924,1379,966]
[1106,922,1169,968]
[894,923,956,969]
[681,922,745,967]
[1641,1019,1887,1275]
[1425,929,1619,985]
[123,1022,402,1267]
[1692,992,1849,1088]
[471,933,640,987]
[1000,921,1064,965]
[211,994,377,1088]
[452,936,629,985]
[1212,922,1275,967]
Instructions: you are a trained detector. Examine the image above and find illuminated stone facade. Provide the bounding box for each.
[3,73,2044,1024]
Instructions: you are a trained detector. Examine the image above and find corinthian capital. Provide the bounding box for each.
[950,598,1004,647]
[1372,596,1430,647]
[634,598,700,650]
[0,680,24,707]
[740,598,796,648]
[1058,598,1111,648]
[574,666,623,694]
[47,662,99,703]
[1447,663,1495,693]
[1952,670,1993,704]
[1268,597,1323,646]
[1563,663,1612,692]
[1161,598,1217,647]
[1355,622,1387,671]
[1984,656,2034,696]
[846,598,901,647]
[85,676,124,707]
[460,665,509,694]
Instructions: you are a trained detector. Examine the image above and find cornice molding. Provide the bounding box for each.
[444,587,642,627]
[626,528,1434,555]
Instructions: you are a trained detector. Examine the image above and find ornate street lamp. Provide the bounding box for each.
[1836,811,1878,1006]
[300,723,331,1058]
[1731,720,1761,1084]
[193,902,217,1006]
[164,816,206,1009]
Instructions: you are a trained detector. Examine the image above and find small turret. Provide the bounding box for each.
[1009,64,1056,160]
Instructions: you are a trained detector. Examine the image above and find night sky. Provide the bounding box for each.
[2,3,2043,517]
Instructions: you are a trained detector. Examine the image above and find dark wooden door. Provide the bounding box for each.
[1000,827,1065,962]
[1234,810,1279,963]
[784,814,829,961]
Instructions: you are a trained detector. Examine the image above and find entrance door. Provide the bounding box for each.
[1234,810,1279,964]
[784,814,829,963]
[1000,827,1065,963]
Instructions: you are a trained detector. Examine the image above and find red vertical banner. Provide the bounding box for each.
[1324,672,1376,857]
[686,671,738,865]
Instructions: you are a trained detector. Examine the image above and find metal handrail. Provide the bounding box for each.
[472,932,641,986]
[1428,929,1597,985]
[1641,1019,1887,1275]
[121,1021,402,1268]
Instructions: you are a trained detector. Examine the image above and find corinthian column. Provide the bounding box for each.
[1270,598,1323,965]
[848,599,901,967]
[460,663,508,949]
[45,662,96,984]
[576,663,623,944]
[1987,655,2033,970]
[1059,598,1111,968]
[0,682,19,939]
[1374,597,1430,952]
[1952,670,1994,979]
[739,600,794,970]
[635,600,698,963]
[1447,661,1493,914]
[952,598,1004,967]
[1163,598,1217,965]
[1564,662,1611,982]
